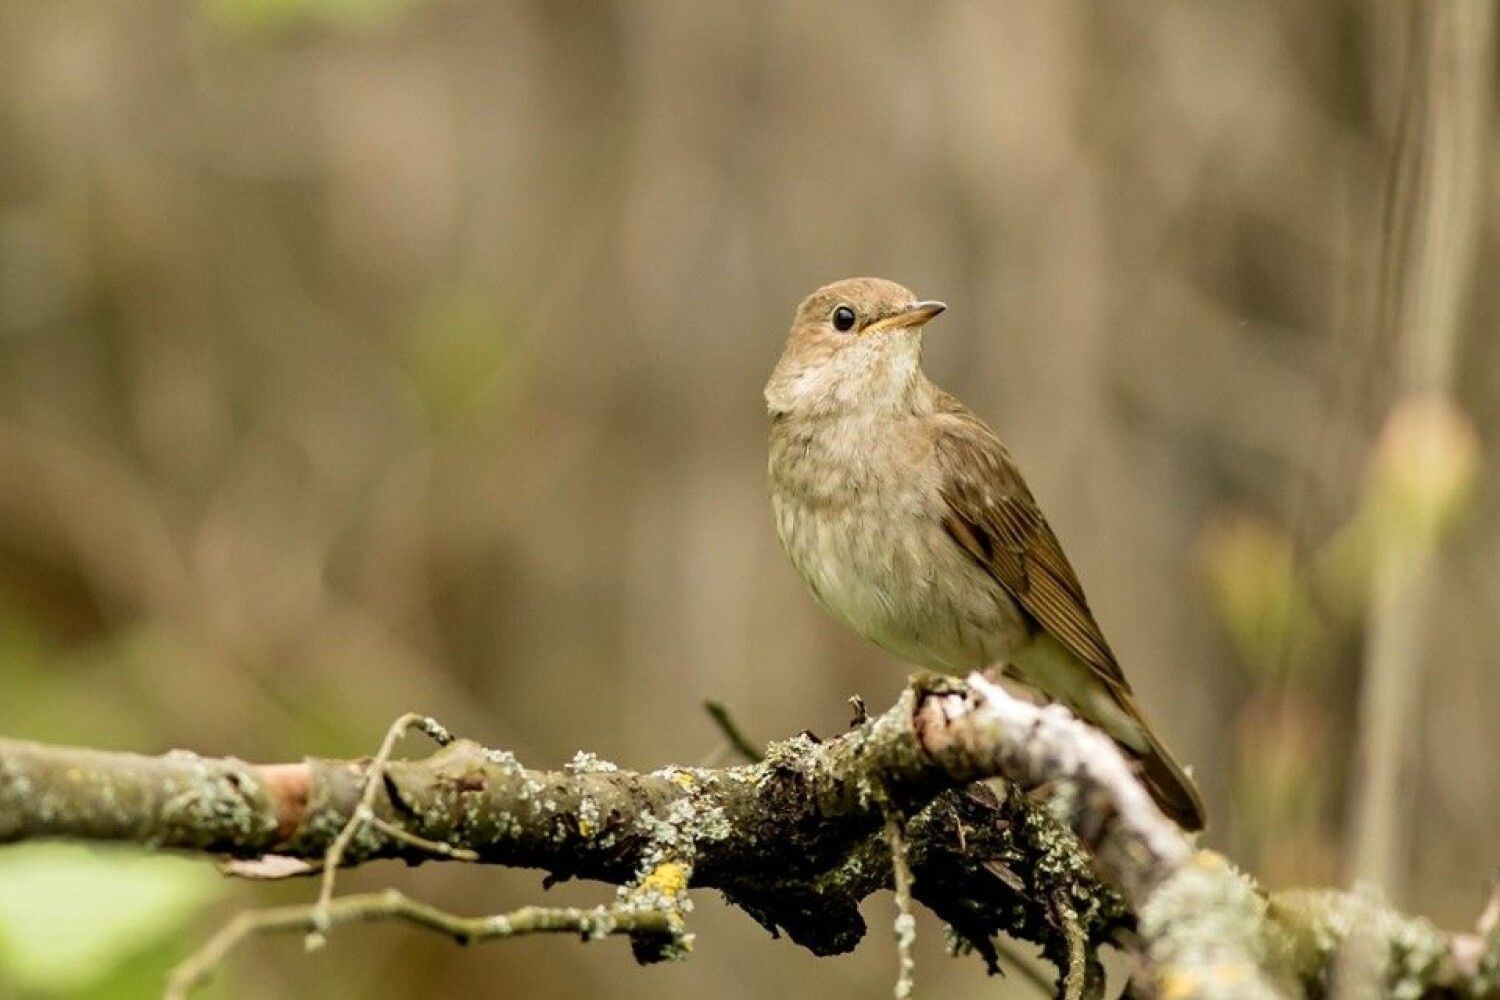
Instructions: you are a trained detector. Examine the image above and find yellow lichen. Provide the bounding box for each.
[639,861,688,898]
[1158,969,1203,999]
[1211,962,1249,985]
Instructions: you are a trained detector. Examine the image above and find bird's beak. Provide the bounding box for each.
[861,300,947,335]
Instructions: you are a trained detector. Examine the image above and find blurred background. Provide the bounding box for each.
[0,2,1496,997]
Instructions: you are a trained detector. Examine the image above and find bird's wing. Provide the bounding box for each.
[929,401,1130,694]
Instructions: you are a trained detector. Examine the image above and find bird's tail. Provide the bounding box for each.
[1010,634,1207,831]
[1120,694,1207,832]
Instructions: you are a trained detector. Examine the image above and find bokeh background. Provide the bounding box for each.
[1,2,1496,997]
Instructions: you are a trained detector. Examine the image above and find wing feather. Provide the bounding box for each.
[929,398,1129,693]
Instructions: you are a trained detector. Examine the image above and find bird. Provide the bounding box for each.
[765,276,1206,831]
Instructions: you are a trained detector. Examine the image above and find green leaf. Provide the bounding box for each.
[0,843,222,995]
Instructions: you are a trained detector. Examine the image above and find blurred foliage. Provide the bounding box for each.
[1198,395,1482,893]
[0,845,221,998]
[402,286,518,434]
[1,1,1497,997]
[1199,513,1325,685]
[198,0,414,33]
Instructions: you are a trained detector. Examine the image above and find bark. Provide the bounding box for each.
[1,673,1494,998]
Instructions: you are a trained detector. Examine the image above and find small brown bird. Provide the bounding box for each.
[766,277,1205,830]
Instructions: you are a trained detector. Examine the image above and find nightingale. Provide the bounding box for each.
[765,277,1206,831]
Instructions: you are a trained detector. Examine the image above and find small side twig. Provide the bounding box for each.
[308,713,455,949]
[703,700,764,764]
[365,814,479,862]
[885,814,917,1000]
[1054,891,1087,1000]
[849,694,869,727]
[164,889,675,1000]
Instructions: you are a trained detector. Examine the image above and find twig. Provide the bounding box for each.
[164,889,675,1000]
[703,700,763,764]
[365,814,479,862]
[1054,891,1087,1000]
[885,814,917,1000]
[308,713,454,949]
[849,694,869,727]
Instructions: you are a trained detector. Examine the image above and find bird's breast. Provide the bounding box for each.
[768,418,1027,672]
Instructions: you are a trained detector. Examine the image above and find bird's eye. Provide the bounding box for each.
[831,305,857,332]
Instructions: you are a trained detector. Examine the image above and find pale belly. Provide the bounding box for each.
[771,490,1030,674]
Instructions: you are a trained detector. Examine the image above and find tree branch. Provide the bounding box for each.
[1,673,1494,998]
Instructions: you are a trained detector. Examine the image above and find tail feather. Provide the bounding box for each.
[1086,679,1207,831]
[1131,721,1207,832]
[1010,634,1207,831]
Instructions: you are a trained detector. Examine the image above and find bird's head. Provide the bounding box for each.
[765,277,946,418]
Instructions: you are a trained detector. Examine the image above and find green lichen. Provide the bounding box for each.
[157,757,278,849]
[564,751,619,775]
[1270,886,1460,999]
[757,734,823,784]
[1140,853,1287,999]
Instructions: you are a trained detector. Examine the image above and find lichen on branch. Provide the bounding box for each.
[1,673,1495,999]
